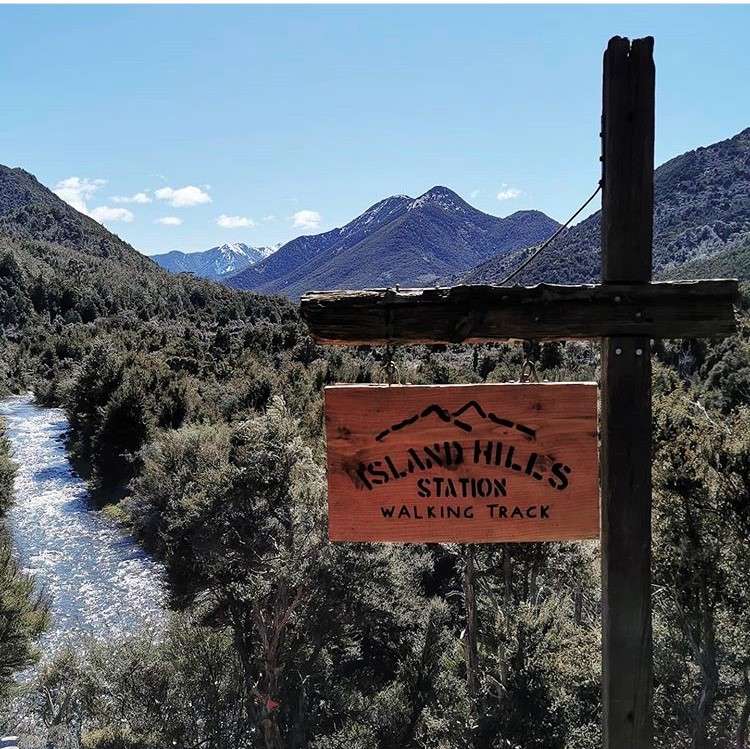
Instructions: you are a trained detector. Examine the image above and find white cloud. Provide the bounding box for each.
[262,214,277,222]
[155,185,211,208]
[90,206,134,224]
[54,176,106,213]
[497,184,522,201]
[292,209,321,230]
[216,214,256,229]
[54,177,143,228]
[112,191,151,204]
[155,216,183,226]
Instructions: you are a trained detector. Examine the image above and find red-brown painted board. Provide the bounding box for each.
[324,383,600,543]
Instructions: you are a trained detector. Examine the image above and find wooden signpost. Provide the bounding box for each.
[326,383,599,542]
[300,36,739,749]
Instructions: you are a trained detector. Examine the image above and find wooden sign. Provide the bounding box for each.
[324,383,599,543]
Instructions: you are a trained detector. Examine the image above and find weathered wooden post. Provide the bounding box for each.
[600,36,655,749]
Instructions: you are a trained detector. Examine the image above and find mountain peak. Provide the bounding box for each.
[424,185,460,198]
[215,242,250,257]
[409,186,472,213]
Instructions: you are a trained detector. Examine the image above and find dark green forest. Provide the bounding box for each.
[0,164,749,748]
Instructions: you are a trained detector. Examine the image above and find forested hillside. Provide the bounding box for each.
[0,163,748,749]
[665,232,750,280]
[463,127,750,285]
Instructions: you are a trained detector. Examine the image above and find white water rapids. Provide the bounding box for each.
[0,394,167,654]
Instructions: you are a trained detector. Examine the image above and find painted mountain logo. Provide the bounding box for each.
[373,399,537,442]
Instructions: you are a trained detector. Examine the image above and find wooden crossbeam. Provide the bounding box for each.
[300,279,738,345]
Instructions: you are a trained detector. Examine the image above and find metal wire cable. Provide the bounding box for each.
[497,182,602,286]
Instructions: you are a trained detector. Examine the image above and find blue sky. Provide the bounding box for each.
[1,5,749,255]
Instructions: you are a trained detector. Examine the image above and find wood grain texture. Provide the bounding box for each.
[300,280,738,345]
[601,35,654,749]
[324,383,599,543]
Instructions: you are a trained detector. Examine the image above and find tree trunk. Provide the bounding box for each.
[502,546,513,603]
[528,544,541,604]
[736,661,750,749]
[574,586,583,625]
[261,712,284,749]
[463,545,480,703]
[231,607,261,737]
[691,593,719,749]
[258,641,284,749]
[692,666,718,749]
[494,545,514,692]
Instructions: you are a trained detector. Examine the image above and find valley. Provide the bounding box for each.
[3,4,750,746]
[0,126,748,748]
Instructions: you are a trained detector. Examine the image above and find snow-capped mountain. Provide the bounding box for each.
[226,187,559,298]
[151,242,281,280]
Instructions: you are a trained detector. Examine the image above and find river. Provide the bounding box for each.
[0,395,167,654]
